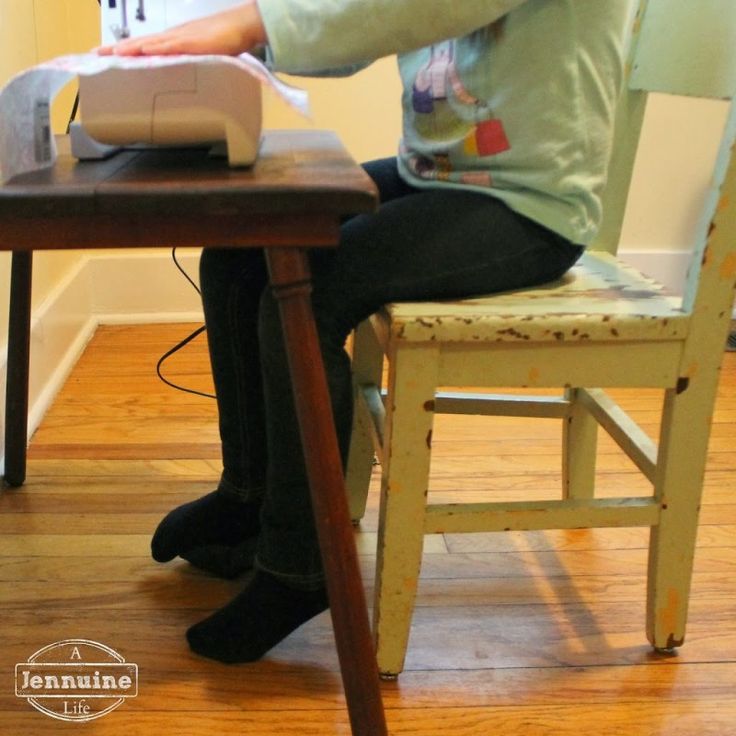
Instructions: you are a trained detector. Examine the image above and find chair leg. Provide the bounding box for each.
[373,343,439,678]
[562,388,597,500]
[346,319,384,524]
[646,381,716,650]
[3,251,33,489]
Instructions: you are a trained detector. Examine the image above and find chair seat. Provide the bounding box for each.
[380,251,689,343]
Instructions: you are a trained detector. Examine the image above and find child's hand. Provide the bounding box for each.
[96,2,266,57]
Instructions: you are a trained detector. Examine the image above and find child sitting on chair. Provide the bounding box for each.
[99,0,635,663]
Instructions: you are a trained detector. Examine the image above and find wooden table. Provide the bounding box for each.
[0,131,387,736]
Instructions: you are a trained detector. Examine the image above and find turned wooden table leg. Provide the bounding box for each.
[4,251,32,488]
[265,247,387,736]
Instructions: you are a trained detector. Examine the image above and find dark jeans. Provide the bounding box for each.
[199,157,583,588]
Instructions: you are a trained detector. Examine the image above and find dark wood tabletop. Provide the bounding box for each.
[0,130,377,249]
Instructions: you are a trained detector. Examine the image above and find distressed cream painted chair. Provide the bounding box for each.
[345,0,736,678]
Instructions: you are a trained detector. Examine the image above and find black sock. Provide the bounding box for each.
[186,570,329,663]
[151,490,261,577]
[180,537,259,580]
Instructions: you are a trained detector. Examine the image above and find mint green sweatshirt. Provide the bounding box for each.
[258,0,636,245]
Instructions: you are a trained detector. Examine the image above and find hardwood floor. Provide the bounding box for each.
[1,323,735,734]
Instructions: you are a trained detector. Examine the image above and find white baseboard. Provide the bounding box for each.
[1,257,92,477]
[88,250,204,318]
[0,250,204,477]
[0,246,727,476]
[618,248,736,320]
[617,247,692,295]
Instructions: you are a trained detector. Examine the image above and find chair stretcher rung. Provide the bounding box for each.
[358,383,386,461]
[434,391,570,418]
[579,388,658,483]
[359,385,571,420]
[424,497,660,534]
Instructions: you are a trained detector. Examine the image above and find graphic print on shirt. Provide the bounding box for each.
[407,34,510,186]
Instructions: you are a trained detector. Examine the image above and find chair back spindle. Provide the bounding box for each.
[594,0,736,255]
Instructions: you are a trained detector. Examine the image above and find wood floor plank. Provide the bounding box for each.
[5,659,736,713]
[2,703,735,736]
[1,567,733,611]
[1,597,735,673]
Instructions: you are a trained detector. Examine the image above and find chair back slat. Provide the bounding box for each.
[593,0,736,255]
[591,0,648,253]
[682,99,736,316]
[590,87,647,253]
[630,0,736,99]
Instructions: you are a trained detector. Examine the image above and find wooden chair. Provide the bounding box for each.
[345,0,736,678]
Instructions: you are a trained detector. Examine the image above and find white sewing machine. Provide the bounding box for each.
[100,0,242,45]
[72,0,261,165]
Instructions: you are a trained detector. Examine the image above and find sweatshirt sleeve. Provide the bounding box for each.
[256,0,530,73]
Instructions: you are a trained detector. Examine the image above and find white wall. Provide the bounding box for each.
[0,0,101,350]
[619,94,730,289]
[0,0,39,352]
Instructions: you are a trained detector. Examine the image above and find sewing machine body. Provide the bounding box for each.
[74,0,261,166]
[100,0,241,45]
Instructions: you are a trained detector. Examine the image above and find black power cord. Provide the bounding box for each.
[66,94,80,134]
[155,249,216,400]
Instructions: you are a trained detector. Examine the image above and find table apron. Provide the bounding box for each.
[0,212,341,250]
